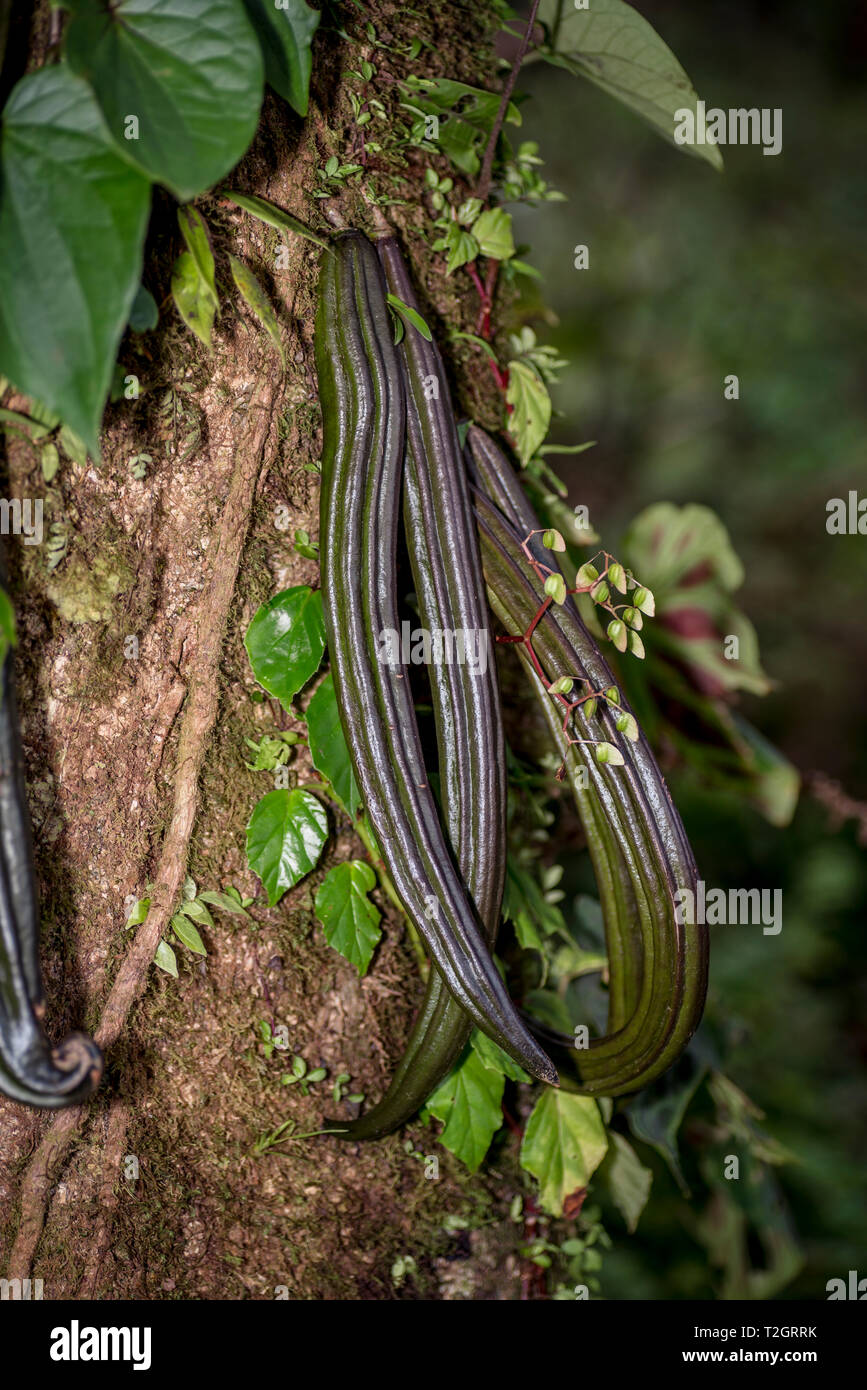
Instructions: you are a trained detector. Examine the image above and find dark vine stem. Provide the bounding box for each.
[476,0,543,203]
[461,0,544,405]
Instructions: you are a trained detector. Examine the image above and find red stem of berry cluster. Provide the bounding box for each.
[495,535,628,771]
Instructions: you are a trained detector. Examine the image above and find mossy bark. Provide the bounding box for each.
[0,0,525,1299]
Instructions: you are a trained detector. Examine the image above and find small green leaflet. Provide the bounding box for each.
[472,207,515,262]
[125,896,150,929]
[172,251,216,350]
[385,294,432,343]
[435,223,478,275]
[246,788,328,906]
[178,206,217,305]
[599,1131,652,1233]
[240,0,319,116]
[426,1046,505,1172]
[306,673,362,817]
[171,913,207,956]
[520,1090,608,1218]
[537,0,723,172]
[470,1027,529,1083]
[245,586,326,708]
[401,76,521,178]
[314,860,381,976]
[224,191,331,250]
[0,590,17,673]
[175,897,214,928]
[154,940,178,977]
[229,255,285,366]
[0,65,151,456]
[506,359,552,465]
[64,0,265,201]
[196,889,252,920]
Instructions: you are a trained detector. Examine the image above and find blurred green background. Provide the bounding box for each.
[511,0,867,1298]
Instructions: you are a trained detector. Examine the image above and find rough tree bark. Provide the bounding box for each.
[0,0,527,1299]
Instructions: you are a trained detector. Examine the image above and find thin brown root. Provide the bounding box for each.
[5,367,280,1282]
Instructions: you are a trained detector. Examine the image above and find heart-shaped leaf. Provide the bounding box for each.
[65,0,264,200]
[306,673,362,816]
[0,65,151,454]
[426,1047,506,1172]
[245,586,326,707]
[520,1089,608,1217]
[314,860,381,976]
[246,788,328,905]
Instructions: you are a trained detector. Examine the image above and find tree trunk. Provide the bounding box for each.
[0,0,523,1300]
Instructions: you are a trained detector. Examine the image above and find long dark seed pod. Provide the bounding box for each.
[316,231,556,1084]
[466,424,644,1027]
[330,238,508,1140]
[0,561,103,1108]
[469,428,708,1094]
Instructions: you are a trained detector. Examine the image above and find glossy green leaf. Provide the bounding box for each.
[314,860,381,976]
[506,359,551,464]
[244,586,326,707]
[171,250,216,349]
[224,190,331,249]
[0,65,151,455]
[246,788,328,906]
[65,0,264,200]
[599,1131,652,1232]
[229,254,284,365]
[472,207,515,261]
[427,1047,505,1172]
[538,0,723,171]
[240,0,319,115]
[171,913,207,955]
[306,673,362,817]
[520,1090,608,1217]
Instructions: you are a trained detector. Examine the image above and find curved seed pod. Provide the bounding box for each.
[0,569,103,1108]
[470,428,707,1094]
[315,231,556,1084]
[331,241,507,1140]
[466,425,645,1027]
